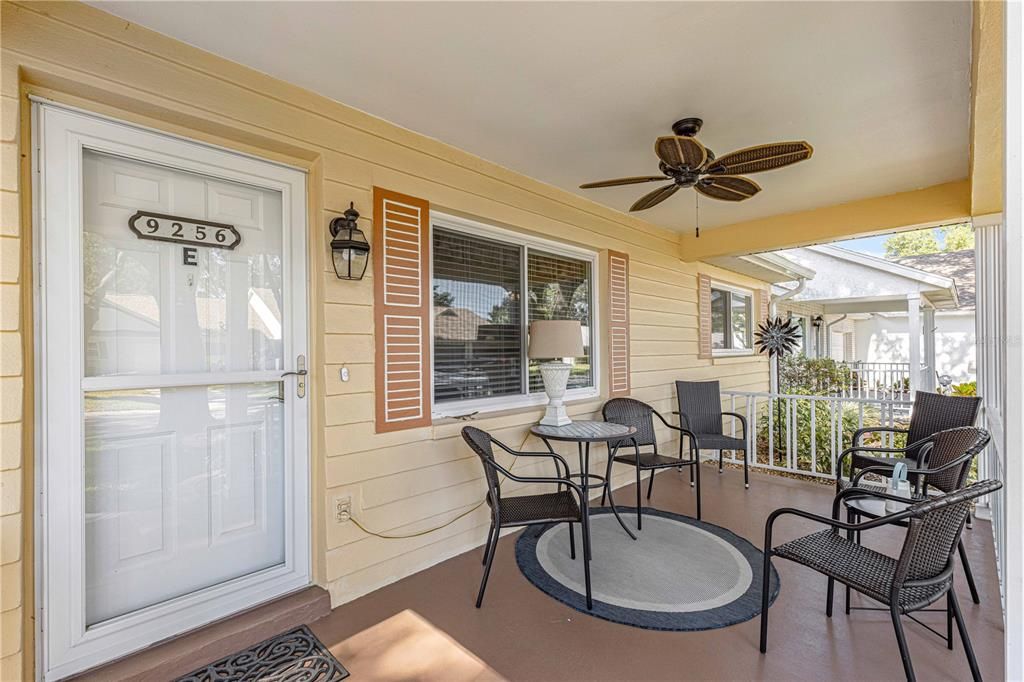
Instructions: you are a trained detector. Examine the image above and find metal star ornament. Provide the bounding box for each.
[755,316,802,358]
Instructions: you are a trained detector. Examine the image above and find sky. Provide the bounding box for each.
[832,234,889,256]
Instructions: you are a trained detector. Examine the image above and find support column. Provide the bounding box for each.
[907,293,922,397]
[977,219,1005,416]
[923,306,937,392]
[1003,3,1024,672]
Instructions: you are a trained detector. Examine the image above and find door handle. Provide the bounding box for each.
[281,355,306,398]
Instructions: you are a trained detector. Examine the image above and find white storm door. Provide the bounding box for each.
[37,103,310,681]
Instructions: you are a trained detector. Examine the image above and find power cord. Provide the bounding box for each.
[347,431,535,540]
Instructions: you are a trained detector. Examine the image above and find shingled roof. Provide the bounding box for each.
[892,249,975,309]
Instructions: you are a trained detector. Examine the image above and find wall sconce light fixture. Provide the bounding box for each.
[811,315,824,328]
[330,202,370,280]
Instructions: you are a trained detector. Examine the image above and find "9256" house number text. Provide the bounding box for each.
[128,211,242,250]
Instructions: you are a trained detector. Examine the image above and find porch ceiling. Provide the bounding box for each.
[90,1,970,235]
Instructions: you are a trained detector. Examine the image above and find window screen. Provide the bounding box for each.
[711,286,751,351]
[730,292,751,349]
[527,250,592,393]
[432,225,595,407]
[710,289,727,350]
[432,228,522,403]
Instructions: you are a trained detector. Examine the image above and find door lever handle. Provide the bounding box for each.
[283,355,307,398]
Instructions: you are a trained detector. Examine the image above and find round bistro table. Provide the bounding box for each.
[530,420,639,541]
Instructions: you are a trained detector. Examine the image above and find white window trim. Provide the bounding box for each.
[713,348,756,358]
[710,281,755,357]
[429,212,600,418]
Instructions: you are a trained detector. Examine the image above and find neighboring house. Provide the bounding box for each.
[860,249,976,383]
[772,244,970,393]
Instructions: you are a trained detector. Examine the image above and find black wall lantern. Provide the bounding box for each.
[330,202,370,280]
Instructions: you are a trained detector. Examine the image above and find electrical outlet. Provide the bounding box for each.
[333,495,352,523]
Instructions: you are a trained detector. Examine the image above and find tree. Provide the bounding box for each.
[883,230,940,258]
[882,223,975,258]
[940,223,974,251]
[432,285,455,308]
[489,295,518,324]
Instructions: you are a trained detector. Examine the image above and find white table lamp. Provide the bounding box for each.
[528,320,584,427]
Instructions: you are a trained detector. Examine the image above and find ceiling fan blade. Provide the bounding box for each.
[695,175,761,202]
[654,136,708,170]
[707,141,813,175]
[579,175,667,189]
[630,183,680,212]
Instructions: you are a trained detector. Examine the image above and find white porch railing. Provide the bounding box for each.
[838,361,912,399]
[719,390,914,479]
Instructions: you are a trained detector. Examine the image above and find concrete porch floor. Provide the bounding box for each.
[309,465,1004,681]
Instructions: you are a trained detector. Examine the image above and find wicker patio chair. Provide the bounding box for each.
[461,426,594,609]
[836,391,981,491]
[841,426,991,605]
[760,478,1001,682]
[674,380,750,488]
[601,398,701,526]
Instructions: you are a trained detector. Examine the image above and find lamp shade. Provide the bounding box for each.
[528,320,584,359]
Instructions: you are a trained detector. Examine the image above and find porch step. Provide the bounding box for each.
[70,586,331,681]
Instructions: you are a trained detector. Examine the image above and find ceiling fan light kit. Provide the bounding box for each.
[580,117,813,221]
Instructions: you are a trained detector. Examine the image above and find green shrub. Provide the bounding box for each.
[951,381,977,397]
[743,355,909,476]
[754,399,868,474]
[778,355,853,395]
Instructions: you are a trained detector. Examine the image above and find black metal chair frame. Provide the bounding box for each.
[600,398,701,527]
[844,427,991,605]
[674,381,751,488]
[760,480,1000,682]
[461,426,595,609]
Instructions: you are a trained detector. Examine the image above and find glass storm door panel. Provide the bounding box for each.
[39,104,309,681]
[81,150,289,624]
[82,150,286,377]
[82,383,286,624]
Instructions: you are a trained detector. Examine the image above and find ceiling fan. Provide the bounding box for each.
[579,117,813,212]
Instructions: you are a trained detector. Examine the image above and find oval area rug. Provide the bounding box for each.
[515,507,780,630]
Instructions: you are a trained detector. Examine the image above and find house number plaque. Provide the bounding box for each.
[128,211,242,251]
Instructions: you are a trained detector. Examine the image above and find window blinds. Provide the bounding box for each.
[432,227,523,404]
[526,250,592,393]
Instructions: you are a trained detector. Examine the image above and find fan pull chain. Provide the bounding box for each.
[695,193,700,238]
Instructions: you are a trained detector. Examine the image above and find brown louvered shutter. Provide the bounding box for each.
[697,274,713,359]
[373,187,432,433]
[608,251,631,396]
[757,287,771,325]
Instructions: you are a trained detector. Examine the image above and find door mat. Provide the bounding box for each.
[177,625,349,681]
